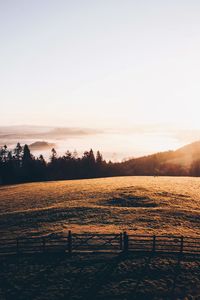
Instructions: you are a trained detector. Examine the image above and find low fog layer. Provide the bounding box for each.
[0,125,200,161]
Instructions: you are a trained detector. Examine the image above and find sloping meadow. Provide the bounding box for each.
[0,176,200,238]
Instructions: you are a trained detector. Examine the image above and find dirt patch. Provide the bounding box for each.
[101,195,158,208]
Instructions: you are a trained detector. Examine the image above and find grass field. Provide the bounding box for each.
[1,176,200,299]
[1,252,200,300]
[0,176,200,238]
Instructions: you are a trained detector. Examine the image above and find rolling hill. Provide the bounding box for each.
[121,141,200,176]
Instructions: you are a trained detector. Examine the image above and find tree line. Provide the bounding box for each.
[1,143,200,185]
[0,143,113,184]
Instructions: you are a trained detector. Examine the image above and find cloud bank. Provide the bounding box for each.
[0,126,102,145]
[0,125,200,161]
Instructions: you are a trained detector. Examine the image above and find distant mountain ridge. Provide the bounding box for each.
[29,141,55,151]
[120,141,200,176]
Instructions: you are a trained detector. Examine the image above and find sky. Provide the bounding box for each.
[1,1,200,160]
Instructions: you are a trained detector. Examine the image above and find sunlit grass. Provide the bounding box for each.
[0,176,200,238]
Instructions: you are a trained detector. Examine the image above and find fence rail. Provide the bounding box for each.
[0,232,200,256]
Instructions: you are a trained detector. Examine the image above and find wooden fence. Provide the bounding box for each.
[0,232,200,256]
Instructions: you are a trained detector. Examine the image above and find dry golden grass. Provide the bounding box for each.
[0,176,200,238]
[1,177,200,300]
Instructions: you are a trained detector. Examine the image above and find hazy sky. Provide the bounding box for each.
[1,1,200,158]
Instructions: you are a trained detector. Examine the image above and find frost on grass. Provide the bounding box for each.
[0,176,200,237]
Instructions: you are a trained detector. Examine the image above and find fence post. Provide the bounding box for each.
[180,236,184,255]
[152,235,156,253]
[120,233,123,251]
[68,230,72,254]
[43,238,46,252]
[123,231,129,252]
[16,238,19,254]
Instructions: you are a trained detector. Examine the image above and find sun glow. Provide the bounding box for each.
[1,1,200,157]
